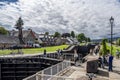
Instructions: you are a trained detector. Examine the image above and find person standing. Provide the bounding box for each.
[108,53,114,71]
[116,49,119,59]
[98,56,104,68]
[59,49,63,60]
[98,56,102,67]
[60,49,63,56]
[74,49,78,65]
[43,49,47,57]
[90,49,93,55]
[57,49,60,58]
[94,45,98,55]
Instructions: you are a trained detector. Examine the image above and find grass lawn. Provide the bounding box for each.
[0,45,69,55]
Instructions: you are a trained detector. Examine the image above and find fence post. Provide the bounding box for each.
[49,53,51,58]
[36,74,39,80]
[69,60,71,67]
[41,70,44,80]
[50,67,52,75]
[54,53,55,59]
[42,70,44,74]
[57,63,59,73]
[65,61,67,69]
[65,54,67,60]
[62,62,63,70]
[0,64,1,80]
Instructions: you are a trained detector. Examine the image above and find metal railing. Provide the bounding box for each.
[41,60,71,75]
[23,60,71,80]
[43,53,83,62]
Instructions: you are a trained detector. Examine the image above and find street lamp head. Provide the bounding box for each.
[110,16,114,24]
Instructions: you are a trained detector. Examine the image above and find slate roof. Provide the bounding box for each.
[10,30,32,38]
[0,35,17,44]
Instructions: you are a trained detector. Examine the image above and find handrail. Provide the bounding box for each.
[23,60,71,80]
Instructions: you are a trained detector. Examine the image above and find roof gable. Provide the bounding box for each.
[10,30,36,38]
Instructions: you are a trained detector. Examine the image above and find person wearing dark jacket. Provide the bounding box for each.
[43,49,46,57]
[108,54,113,71]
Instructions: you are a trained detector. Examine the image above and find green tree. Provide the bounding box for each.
[54,32,61,37]
[0,27,8,35]
[101,39,108,56]
[77,33,86,42]
[45,32,49,35]
[71,31,75,38]
[61,33,70,38]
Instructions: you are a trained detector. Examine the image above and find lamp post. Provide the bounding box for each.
[109,16,114,54]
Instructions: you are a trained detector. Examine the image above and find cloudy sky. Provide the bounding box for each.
[0,0,120,39]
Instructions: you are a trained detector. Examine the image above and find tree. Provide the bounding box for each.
[0,27,8,35]
[71,31,75,38]
[101,39,108,56]
[45,32,49,35]
[54,32,61,38]
[61,33,70,38]
[77,33,86,42]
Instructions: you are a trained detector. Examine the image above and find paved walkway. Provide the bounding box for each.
[68,66,88,79]
[60,55,120,80]
[68,66,109,80]
[109,58,120,80]
[83,54,120,80]
[68,55,109,80]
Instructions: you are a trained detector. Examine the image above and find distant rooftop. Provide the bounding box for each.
[0,34,17,44]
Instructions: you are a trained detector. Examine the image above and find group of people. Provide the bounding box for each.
[98,50,114,71]
[98,49,120,71]
[43,45,118,72]
[43,48,63,58]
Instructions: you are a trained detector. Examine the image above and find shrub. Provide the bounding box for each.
[101,39,108,56]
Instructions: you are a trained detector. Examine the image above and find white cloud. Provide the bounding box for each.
[0,0,120,39]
